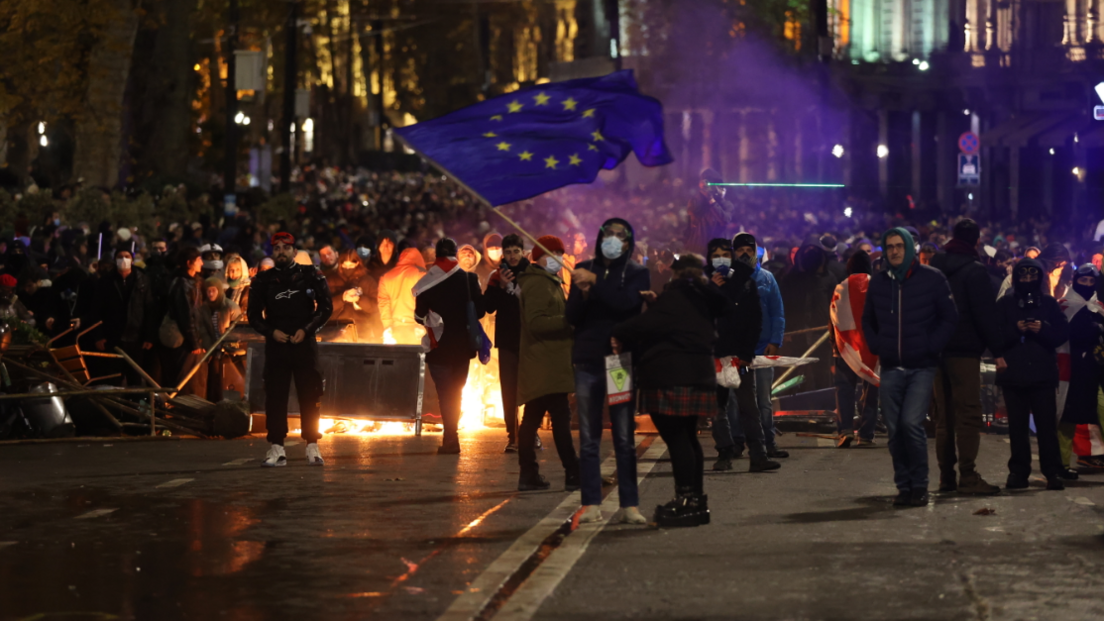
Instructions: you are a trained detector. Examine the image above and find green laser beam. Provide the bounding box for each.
[708,183,846,188]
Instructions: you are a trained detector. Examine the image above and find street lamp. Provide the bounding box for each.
[877,145,889,159]
[832,144,844,158]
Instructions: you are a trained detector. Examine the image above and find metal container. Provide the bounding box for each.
[23,382,75,438]
[244,342,427,435]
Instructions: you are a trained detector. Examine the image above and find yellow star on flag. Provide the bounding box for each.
[496,142,511,151]
[534,92,550,106]
[562,98,578,111]
[490,115,503,121]
[483,132,497,138]
[544,155,560,169]
[588,144,599,151]
[591,130,604,142]
[582,109,595,118]
[569,154,582,166]
[507,100,524,113]
[519,151,533,161]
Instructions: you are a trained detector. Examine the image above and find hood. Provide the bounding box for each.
[203,276,227,307]
[337,249,370,281]
[396,247,426,269]
[457,244,481,272]
[704,238,731,276]
[481,232,503,267]
[794,244,826,274]
[593,217,636,262]
[883,227,917,281]
[930,249,976,277]
[1012,258,1045,299]
[226,255,251,288]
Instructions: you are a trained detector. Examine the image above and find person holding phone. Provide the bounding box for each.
[995,258,1070,491]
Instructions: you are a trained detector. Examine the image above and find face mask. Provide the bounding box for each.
[601,236,624,260]
[711,257,731,269]
[488,248,503,262]
[735,253,757,268]
[116,257,132,271]
[542,255,563,274]
[1074,282,1096,300]
[356,247,372,261]
[203,259,224,271]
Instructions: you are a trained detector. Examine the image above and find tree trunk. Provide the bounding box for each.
[72,0,140,189]
[147,0,196,180]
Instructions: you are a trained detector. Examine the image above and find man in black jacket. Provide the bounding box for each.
[415,238,486,455]
[995,259,1069,490]
[706,237,779,473]
[92,248,157,386]
[484,234,527,452]
[863,227,958,507]
[930,219,1007,495]
[249,232,333,468]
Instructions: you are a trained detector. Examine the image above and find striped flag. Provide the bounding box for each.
[1056,291,1104,457]
[831,274,880,386]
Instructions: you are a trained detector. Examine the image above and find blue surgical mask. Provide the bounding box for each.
[356,247,371,261]
[601,236,624,260]
[711,257,731,269]
[543,256,563,274]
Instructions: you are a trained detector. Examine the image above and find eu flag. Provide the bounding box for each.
[393,70,673,206]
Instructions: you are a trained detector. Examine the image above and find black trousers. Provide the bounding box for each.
[1002,386,1062,479]
[714,371,767,459]
[264,338,324,445]
[518,393,579,479]
[429,360,469,446]
[499,348,520,443]
[651,414,703,495]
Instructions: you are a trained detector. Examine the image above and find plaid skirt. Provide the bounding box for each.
[638,386,715,418]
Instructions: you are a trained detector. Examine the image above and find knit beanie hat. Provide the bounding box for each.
[530,235,565,263]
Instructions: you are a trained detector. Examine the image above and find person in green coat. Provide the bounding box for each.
[516,235,581,492]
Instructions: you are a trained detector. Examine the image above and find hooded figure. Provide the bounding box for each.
[198,276,242,349]
[1055,264,1104,473]
[778,243,835,390]
[475,232,503,291]
[457,244,480,273]
[995,257,1071,490]
[564,216,650,525]
[686,168,733,251]
[329,249,382,342]
[378,247,427,345]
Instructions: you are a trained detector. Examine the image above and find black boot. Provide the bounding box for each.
[653,487,704,528]
[696,493,710,525]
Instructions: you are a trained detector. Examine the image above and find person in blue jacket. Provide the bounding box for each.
[862,227,958,508]
[728,232,788,459]
[566,217,651,526]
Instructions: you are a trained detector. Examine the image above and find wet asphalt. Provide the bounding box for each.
[2,427,1103,620]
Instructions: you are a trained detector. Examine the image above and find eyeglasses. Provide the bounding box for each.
[1017,266,1040,277]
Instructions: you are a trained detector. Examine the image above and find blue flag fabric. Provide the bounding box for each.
[393,70,673,206]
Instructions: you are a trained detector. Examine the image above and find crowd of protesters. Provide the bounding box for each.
[4,163,1104,526]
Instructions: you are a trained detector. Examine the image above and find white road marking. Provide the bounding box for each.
[437,436,652,621]
[75,508,117,519]
[494,439,668,621]
[1073,497,1095,506]
[155,478,194,489]
[222,458,253,466]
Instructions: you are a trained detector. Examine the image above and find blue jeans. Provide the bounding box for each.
[834,358,879,440]
[880,367,936,492]
[574,362,639,508]
[731,367,777,452]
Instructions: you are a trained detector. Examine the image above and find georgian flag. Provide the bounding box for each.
[831,274,880,386]
[1056,290,1104,457]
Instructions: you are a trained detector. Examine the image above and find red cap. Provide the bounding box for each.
[0,274,15,288]
[530,235,565,263]
[271,232,296,247]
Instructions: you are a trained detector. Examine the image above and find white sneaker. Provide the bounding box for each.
[262,444,286,468]
[619,507,647,525]
[306,443,324,466]
[578,505,603,523]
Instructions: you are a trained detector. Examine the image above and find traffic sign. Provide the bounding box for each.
[958,132,979,155]
[958,154,980,186]
[1095,105,1104,121]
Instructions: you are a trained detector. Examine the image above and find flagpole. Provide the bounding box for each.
[391,132,574,276]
